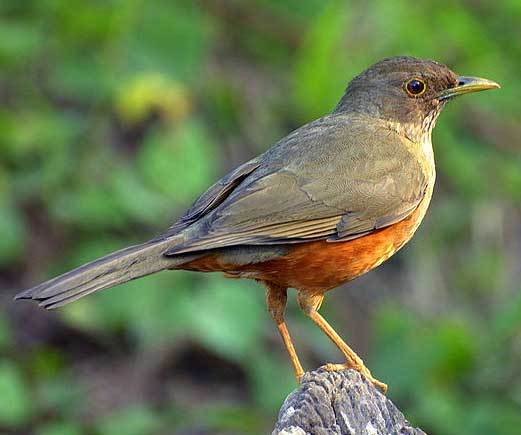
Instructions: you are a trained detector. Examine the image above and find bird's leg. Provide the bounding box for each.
[297,292,387,393]
[265,283,305,382]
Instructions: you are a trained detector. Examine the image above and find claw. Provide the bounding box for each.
[323,362,388,394]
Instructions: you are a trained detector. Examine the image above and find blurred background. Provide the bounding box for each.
[1,0,520,434]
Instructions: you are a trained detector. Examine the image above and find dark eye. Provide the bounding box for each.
[405,78,427,96]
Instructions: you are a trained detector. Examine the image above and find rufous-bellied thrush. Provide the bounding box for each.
[16,56,500,393]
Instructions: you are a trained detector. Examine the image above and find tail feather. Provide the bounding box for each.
[15,237,186,309]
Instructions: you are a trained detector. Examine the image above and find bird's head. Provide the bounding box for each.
[336,56,500,142]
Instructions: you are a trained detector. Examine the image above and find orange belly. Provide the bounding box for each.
[181,194,430,292]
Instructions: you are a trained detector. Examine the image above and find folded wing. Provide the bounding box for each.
[164,114,428,255]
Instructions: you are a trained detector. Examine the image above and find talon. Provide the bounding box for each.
[322,362,388,394]
[373,378,388,394]
[323,362,348,372]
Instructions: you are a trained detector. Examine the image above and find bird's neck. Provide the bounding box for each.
[383,118,437,178]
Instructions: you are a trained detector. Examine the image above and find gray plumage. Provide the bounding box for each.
[164,113,429,254]
[16,56,481,309]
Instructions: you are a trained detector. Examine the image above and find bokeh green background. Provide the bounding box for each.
[1,1,520,434]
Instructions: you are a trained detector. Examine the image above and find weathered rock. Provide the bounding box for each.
[273,368,426,435]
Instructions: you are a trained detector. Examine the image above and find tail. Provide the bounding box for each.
[15,237,189,309]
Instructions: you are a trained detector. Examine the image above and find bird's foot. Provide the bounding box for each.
[323,362,388,394]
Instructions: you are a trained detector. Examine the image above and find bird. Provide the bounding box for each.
[15,56,499,393]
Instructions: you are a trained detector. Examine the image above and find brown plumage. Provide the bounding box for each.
[15,56,500,392]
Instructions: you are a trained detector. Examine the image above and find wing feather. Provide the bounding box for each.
[164,114,429,255]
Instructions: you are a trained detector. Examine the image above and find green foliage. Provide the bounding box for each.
[373,305,521,435]
[293,1,352,119]
[1,0,520,433]
[95,406,161,435]
[38,421,83,435]
[37,421,84,435]
[0,360,33,427]
[0,312,11,351]
[0,196,26,264]
[138,120,218,204]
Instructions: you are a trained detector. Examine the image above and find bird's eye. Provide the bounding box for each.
[405,78,427,97]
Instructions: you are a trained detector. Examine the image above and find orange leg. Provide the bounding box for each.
[265,283,305,382]
[297,292,387,393]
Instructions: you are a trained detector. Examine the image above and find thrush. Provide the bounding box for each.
[16,56,499,393]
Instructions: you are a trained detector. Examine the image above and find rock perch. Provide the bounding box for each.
[272,368,426,435]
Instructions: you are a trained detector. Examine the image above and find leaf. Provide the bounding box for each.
[138,120,218,206]
[188,275,264,361]
[115,73,192,125]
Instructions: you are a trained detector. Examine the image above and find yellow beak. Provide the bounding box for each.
[438,76,500,100]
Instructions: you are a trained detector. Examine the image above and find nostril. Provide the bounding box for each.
[458,80,466,86]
